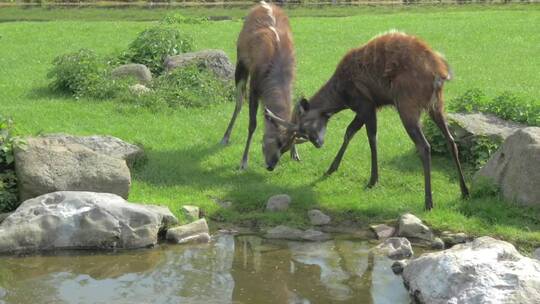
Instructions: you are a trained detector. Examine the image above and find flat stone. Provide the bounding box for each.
[264,225,331,242]
[431,237,445,250]
[440,231,469,247]
[397,213,433,241]
[0,191,178,253]
[265,194,291,212]
[164,49,234,81]
[374,237,414,260]
[307,209,331,226]
[181,205,200,221]
[402,236,540,304]
[370,224,396,239]
[111,63,152,85]
[301,229,332,242]
[448,112,525,144]
[166,218,209,244]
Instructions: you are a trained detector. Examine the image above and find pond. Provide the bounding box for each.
[0,234,410,304]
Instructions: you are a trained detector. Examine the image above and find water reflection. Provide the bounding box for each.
[0,234,409,304]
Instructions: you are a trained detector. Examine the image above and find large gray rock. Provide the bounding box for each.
[0,212,11,224]
[308,209,331,226]
[474,127,540,206]
[265,225,331,242]
[534,248,540,261]
[374,237,414,260]
[0,191,178,253]
[164,50,234,81]
[402,236,540,304]
[447,112,525,148]
[265,194,291,212]
[15,137,132,201]
[111,63,152,85]
[166,218,210,244]
[397,213,433,241]
[370,224,396,239]
[41,133,145,168]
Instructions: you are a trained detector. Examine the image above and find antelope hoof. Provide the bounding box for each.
[291,153,301,162]
[220,137,230,146]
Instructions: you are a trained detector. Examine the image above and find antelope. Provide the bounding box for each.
[266,31,469,210]
[220,1,300,171]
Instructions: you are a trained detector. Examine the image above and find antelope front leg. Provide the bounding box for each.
[365,112,378,188]
[239,86,259,170]
[290,144,301,161]
[326,115,364,176]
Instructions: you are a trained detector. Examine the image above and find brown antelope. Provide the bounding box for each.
[220,1,300,171]
[266,31,469,210]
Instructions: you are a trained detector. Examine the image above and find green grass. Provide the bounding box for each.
[0,5,539,249]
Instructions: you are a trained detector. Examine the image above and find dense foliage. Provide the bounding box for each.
[120,26,193,74]
[0,116,19,212]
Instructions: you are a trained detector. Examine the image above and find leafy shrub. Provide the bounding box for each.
[0,116,20,212]
[48,48,131,100]
[160,13,206,25]
[120,64,234,110]
[449,89,539,126]
[121,26,193,74]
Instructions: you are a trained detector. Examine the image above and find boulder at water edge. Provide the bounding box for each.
[0,191,178,253]
[474,127,540,207]
[402,236,540,304]
[397,213,433,241]
[166,218,210,244]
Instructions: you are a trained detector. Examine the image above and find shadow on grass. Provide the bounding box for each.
[132,143,318,213]
[26,86,74,101]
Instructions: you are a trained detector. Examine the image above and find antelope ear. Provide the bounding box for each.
[299,98,310,113]
[264,108,298,131]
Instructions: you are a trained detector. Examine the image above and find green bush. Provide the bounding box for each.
[121,26,193,74]
[160,13,207,25]
[48,48,131,99]
[0,116,20,212]
[121,64,234,110]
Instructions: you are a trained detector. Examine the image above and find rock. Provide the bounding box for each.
[129,83,151,95]
[0,191,178,253]
[402,236,540,304]
[474,127,540,207]
[397,213,433,241]
[440,231,469,247]
[265,194,291,212]
[111,63,152,85]
[181,205,200,221]
[41,134,145,168]
[534,248,540,261]
[264,225,331,242]
[15,137,132,201]
[141,204,179,230]
[391,260,407,275]
[308,209,331,226]
[0,212,11,224]
[166,218,210,244]
[447,112,525,148]
[370,224,396,239]
[164,50,234,81]
[431,237,445,250]
[374,237,414,260]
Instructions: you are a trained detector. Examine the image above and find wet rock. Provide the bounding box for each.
[402,236,540,304]
[0,212,11,224]
[397,213,433,241]
[181,205,200,221]
[111,63,152,85]
[265,194,291,212]
[391,260,407,275]
[370,224,396,239]
[374,237,413,260]
[15,136,132,201]
[265,225,331,242]
[164,50,234,81]
[166,218,210,244]
[534,248,540,261]
[431,237,445,250]
[308,209,331,226]
[440,231,469,247]
[41,133,144,168]
[474,127,540,207]
[129,83,151,95]
[0,191,178,253]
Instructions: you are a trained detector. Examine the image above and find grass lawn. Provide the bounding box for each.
[1,5,539,249]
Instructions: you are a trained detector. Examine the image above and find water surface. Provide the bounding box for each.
[0,234,410,304]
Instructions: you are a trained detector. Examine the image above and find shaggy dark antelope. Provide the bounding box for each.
[220,1,300,171]
[266,31,469,210]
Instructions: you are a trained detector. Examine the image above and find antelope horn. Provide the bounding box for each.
[264,108,298,131]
